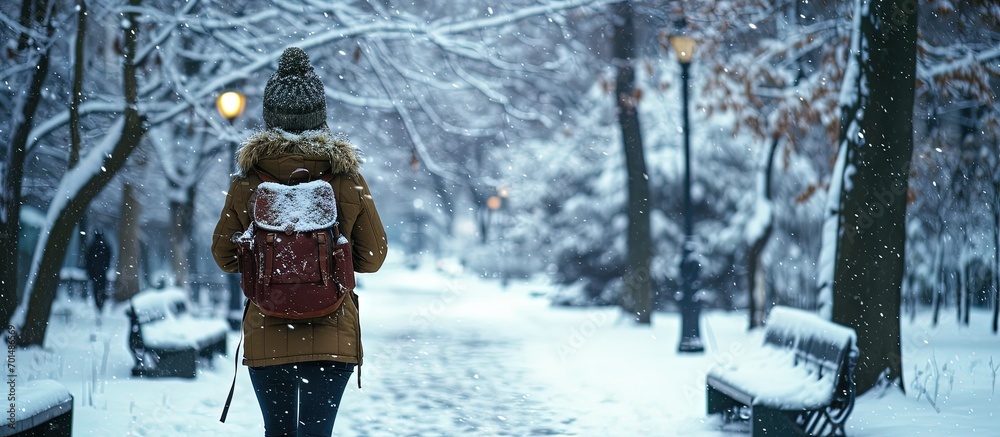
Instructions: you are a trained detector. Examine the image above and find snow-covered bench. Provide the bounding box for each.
[126,288,227,378]
[58,266,88,299]
[6,379,73,436]
[706,306,858,436]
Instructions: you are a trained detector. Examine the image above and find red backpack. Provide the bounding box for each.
[233,168,355,319]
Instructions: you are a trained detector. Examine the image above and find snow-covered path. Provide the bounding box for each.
[338,271,578,436]
[16,254,1000,436]
[339,261,734,436]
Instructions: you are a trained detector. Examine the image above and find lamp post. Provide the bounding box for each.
[216,90,245,330]
[669,35,704,353]
[486,194,502,223]
[486,186,510,286]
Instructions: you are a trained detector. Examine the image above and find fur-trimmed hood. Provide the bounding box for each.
[235,129,360,177]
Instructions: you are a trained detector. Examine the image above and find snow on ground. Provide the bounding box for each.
[13,254,1000,436]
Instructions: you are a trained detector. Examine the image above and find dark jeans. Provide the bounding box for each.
[248,361,354,437]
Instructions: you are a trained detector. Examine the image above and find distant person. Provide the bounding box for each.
[211,46,387,436]
[85,230,111,314]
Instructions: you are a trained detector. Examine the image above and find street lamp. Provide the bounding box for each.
[670,34,704,353]
[488,186,510,287]
[216,91,246,173]
[217,91,246,121]
[216,90,245,330]
[486,195,502,212]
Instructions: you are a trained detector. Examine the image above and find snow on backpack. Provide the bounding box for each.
[233,168,355,319]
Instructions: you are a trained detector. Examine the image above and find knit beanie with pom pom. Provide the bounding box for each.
[262,47,327,133]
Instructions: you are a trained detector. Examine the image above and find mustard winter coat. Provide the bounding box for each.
[211,129,387,368]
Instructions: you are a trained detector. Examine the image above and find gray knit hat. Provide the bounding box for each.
[263,47,327,133]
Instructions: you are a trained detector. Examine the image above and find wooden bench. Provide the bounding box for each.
[706,306,858,436]
[125,288,228,378]
[58,267,89,299]
[6,379,73,436]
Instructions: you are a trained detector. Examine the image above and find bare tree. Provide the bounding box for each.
[992,130,1000,334]
[7,0,619,345]
[745,136,779,328]
[0,0,56,333]
[14,0,147,345]
[828,0,917,394]
[612,1,652,324]
[689,0,851,328]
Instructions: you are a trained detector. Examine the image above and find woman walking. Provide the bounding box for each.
[212,46,387,436]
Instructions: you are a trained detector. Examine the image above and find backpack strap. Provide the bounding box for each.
[255,167,279,183]
[219,300,251,423]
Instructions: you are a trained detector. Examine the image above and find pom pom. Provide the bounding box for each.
[277,47,312,76]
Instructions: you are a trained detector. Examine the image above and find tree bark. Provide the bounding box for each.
[963,255,971,326]
[69,0,86,168]
[115,184,142,302]
[747,136,779,329]
[993,188,999,333]
[69,0,89,278]
[15,0,35,51]
[831,0,916,395]
[168,184,196,289]
[17,0,146,346]
[1,0,54,330]
[612,1,652,324]
[931,236,943,327]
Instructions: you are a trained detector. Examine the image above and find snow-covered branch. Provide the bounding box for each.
[366,38,462,182]
[25,101,124,152]
[0,10,38,39]
[430,0,613,35]
[918,45,1000,81]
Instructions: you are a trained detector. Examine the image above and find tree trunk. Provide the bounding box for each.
[994,189,999,333]
[69,0,89,286]
[963,255,971,326]
[1,0,54,330]
[17,0,146,347]
[831,0,916,395]
[15,0,36,51]
[612,1,652,324]
[115,184,142,302]
[957,250,964,324]
[69,0,86,168]
[747,136,779,329]
[432,172,455,239]
[169,184,196,289]
[931,233,943,326]
[956,260,962,323]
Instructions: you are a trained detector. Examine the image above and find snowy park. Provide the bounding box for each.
[4,0,1000,436]
[10,256,1000,435]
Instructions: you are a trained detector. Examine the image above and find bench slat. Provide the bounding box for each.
[708,346,839,410]
[764,307,856,351]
